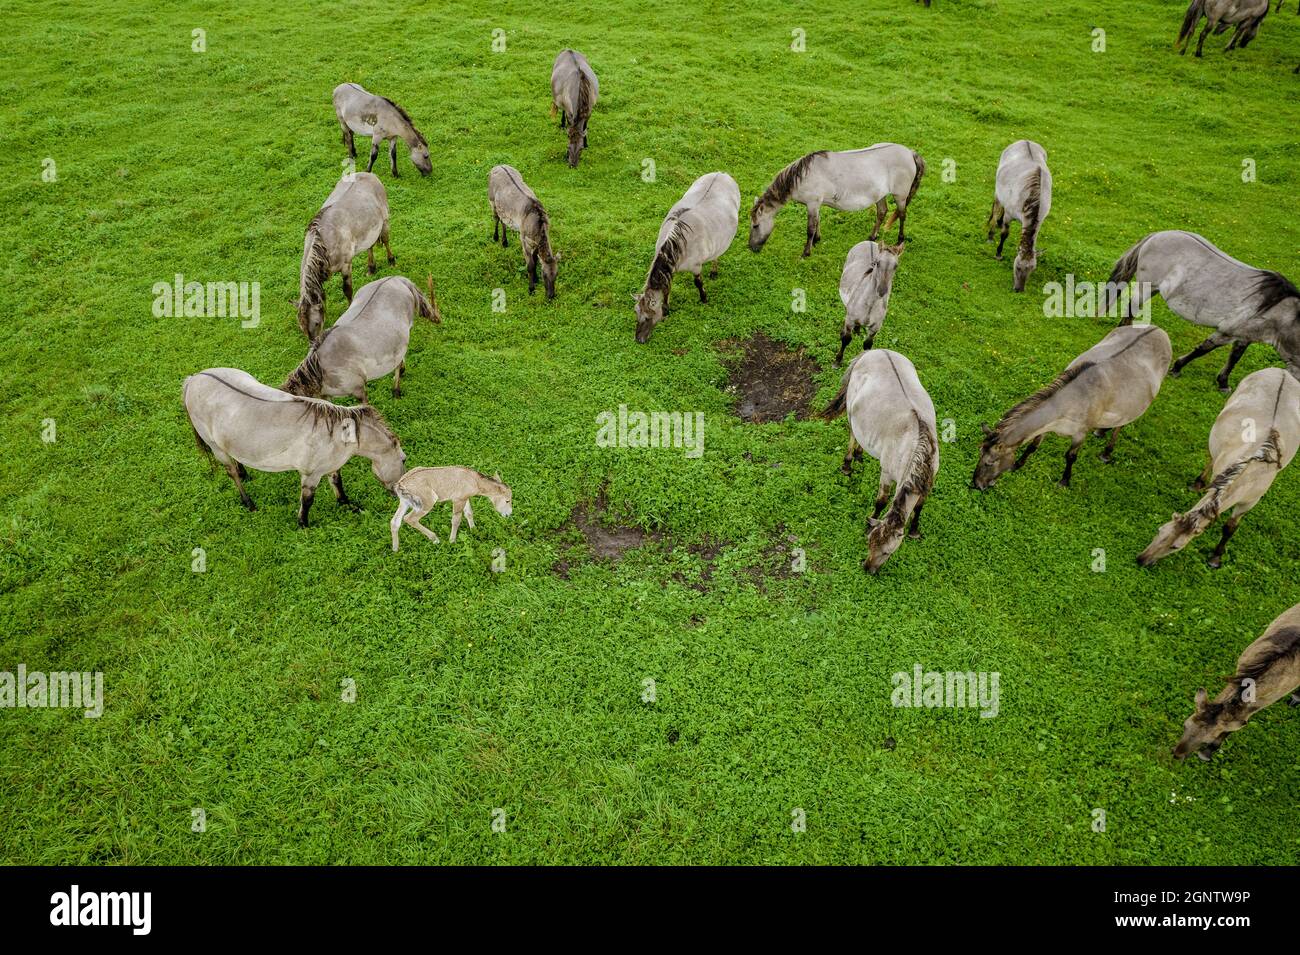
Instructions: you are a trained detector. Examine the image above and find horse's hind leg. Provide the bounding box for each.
[226,462,255,511]
[803,206,821,258]
[464,500,475,529]
[1196,20,1214,56]
[390,499,410,551]
[392,360,405,398]
[382,222,395,265]
[694,272,707,303]
[871,199,887,242]
[449,501,464,543]
[367,139,379,172]
[404,505,440,543]
[367,246,377,276]
[893,198,907,243]
[342,264,354,302]
[836,328,852,367]
[1191,452,1214,491]
[710,260,718,279]
[298,475,322,528]
[1215,341,1249,393]
[1171,330,1232,377]
[841,433,861,474]
[389,139,399,177]
[493,214,500,242]
[343,127,356,161]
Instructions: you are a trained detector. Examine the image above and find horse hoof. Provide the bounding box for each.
[1217,385,1231,395]
[908,531,924,541]
[1056,479,1071,489]
[1207,557,1222,570]
[1099,454,1113,464]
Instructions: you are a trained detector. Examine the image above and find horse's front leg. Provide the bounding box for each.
[693,271,707,303]
[1196,20,1214,56]
[871,199,887,242]
[342,264,354,302]
[298,474,323,527]
[1012,435,1043,471]
[527,252,538,295]
[389,139,399,177]
[382,222,395,265]
[1058,436,1086,488]
[986,200,1003,242]
[392,360,405,399]
[836,328,852,367]
[345,129,356,161]
[803,205,821,258]
[1215,341,1249,393]
[329,470,358,510]
[1207,512,1245,569]
[996,216,1010,259]
[367,246,377,276]
[367,139,378,173]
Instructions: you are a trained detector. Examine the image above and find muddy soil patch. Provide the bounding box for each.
[553,482,659,577]
[720,332,821,423]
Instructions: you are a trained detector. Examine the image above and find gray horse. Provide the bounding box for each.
[822,349,939,574]
[973,325,1172,490]
[488,165,558,299]
[283,276,440,403]
[1101,230,1300,392]
[550,50,598,168]
[332,83,431,177]
[836,240,904,365]
[635,172,740,344]
[1173,601,1300,761]
[749,144,925,257]
[987,140,1052,292]
[298,172,395,343]
[184,368,406,526]
[1138,367,1299,568]
[1177,0,1269,56]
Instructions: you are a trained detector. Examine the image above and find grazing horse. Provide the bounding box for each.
[390,467,513,550]
[550,50,599,168]
[973,325,1172,490]
[488,165,559,299]
[1138,368,1300,568]
[184,368,406,527]
[987,140,1052,292]
[332,83,431,177]
[749,144,925,257]
[1173,602,1300,761]
[1177,0,1269,57]
[822,349,939,574]
[836,240,905,365]
[298,172,395,343]
[283,276,440,403]
[635,172,740,344]
[1101,231,1300,393]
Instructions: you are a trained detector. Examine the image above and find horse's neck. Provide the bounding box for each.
[1003,395,1059,446]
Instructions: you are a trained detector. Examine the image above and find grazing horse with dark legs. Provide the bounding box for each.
[1176,0,1269,57]
[635,172,740,344]
[184,368,406,527]
[488,165,559,299]
[1173,602,1300,761]
[1100,230,1300,393]
[749,145,925,257]
[822,349,939,575]
[973,325,1172,490]
[1138,367,1300,569]
[332,83,431,177]
[987,140,1052,292]
[550,50,598,168]
[836,240,904,365]
[283,276,440,403]
[298,172,395,343]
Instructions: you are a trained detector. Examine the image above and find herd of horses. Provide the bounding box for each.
[180,20,1299,762]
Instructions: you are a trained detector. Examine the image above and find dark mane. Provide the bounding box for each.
[1252,270,1300,313]
[575,69,592,124]
[758,151,827,208]
[1018,167,1043,256]
[877,413,937,537]
[281,345,325,397]
[991,362,1094,442]
[1207,626,1300,716]
[381,96,424,145]
[1178,429,1282,530]
[300,217,331,307]
[646,216,693,293]
[297,398,397,443]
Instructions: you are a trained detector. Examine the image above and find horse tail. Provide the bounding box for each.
[883,151,925,228]
[1099,234,1150,317]
[821,377,851,420]
[420,274,442,323]
[1178,0,1204,48]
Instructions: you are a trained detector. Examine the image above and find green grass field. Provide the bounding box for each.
[2,0,1298,865]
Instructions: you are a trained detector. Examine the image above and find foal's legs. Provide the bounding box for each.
[1171,330,1234,377]
[298,475,323,527]
[449,501,465,542]
[693,271,707,303]
[404,504,440,543]
[464,499,475,529]
[871,199,888,242]
[226,461,255,510]
[986,200,1004,242]
[1215,341,1249,393]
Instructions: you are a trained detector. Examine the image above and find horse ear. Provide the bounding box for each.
[427,273,442,324]
[1194,688,1208,710]
[892,241,906,257]
[493,472,501,482]
[866,516,882,531]
[980,422,994,437]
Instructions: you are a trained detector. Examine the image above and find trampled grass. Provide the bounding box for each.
[1,0,1297,864]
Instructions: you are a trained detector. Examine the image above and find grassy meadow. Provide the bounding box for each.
[1,0,1298,864]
